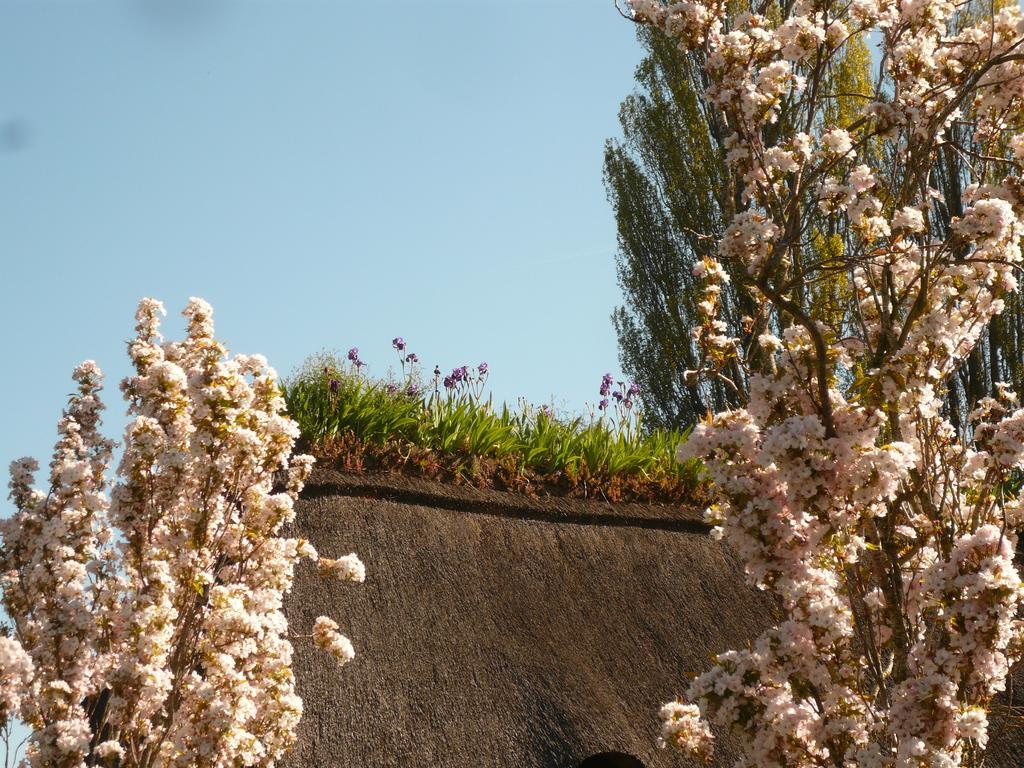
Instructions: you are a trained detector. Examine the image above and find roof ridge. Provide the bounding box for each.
[302,469,711,535]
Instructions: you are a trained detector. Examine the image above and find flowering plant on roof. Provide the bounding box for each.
[626,0,1024,765]
[438,362,489,402]
[0,298,362,767]
[594,372,642,440]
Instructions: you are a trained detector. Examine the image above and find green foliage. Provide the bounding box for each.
[606,24,874,429]
[283,373,420,446]
[282,356,702,490]
[825,33,873,129]
[605,26,745,430]
[807,230,851,335]
[417,396,515,456]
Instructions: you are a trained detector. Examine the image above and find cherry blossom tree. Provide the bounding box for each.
[624,0,1024,765]
[0,298,362,767]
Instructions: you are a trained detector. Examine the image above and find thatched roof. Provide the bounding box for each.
[283,468,1024,767]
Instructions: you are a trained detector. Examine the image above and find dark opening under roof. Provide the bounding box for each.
[579,751,645,768]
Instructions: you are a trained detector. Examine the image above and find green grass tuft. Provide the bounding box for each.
[282,352,704,498]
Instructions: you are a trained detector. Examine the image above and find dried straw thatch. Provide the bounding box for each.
[283,468,1024,767]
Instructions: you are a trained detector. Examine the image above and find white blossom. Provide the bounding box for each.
[0,298,362,765]
[319,554,366,583]
[312,617,355,666]
[634,0,1024,763]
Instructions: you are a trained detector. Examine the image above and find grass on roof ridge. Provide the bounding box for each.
[282,352,708,505]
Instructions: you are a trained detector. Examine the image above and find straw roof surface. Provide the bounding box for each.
[282,468,1024,767]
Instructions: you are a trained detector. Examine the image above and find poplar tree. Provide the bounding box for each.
[606,25,874,428]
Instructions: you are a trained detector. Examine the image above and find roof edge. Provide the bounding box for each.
[302,468,711,534]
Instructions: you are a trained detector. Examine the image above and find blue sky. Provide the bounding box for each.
[0,0,645,478]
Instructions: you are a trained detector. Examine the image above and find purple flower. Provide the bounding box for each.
[385,383,399,395]
[347,347,359,362]
[598,398,609,410]
[613,390,623,402]
[540,405,553,418]
[406,353,418,364]
[329,378,340,393]
[628,382,640,396]
[451,366,469,382]
[600,372,614,396]
[624,398,633,409]
[406,383,421,398]
[392,337,406,352]
[478,361,488,375]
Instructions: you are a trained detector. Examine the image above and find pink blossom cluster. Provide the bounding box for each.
[629,0,1024,765]
[1,298,362,767]
[657,701,714,760]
